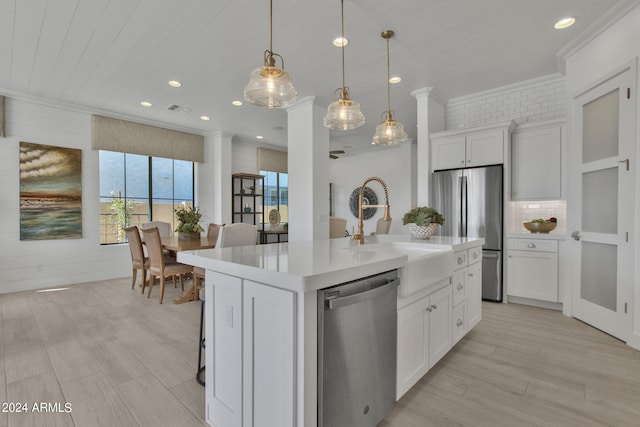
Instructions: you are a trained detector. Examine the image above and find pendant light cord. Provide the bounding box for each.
[269,0,273,54]
[386,36,391,116]
[340,0,346,92]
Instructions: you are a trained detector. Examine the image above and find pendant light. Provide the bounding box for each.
[324,0,365,130]
[244,0,297,108]
[372,30,407,146]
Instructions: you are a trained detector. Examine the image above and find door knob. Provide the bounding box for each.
[571,230,581,241]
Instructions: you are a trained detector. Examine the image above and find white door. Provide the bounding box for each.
[570,63,636,341]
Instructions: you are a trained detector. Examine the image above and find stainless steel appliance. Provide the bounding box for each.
[430,165,503,301]
[317,270,398,427]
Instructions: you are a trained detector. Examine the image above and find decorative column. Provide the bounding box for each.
[198,130,233,225]
[411,87,444,206]
[287,96,330,241]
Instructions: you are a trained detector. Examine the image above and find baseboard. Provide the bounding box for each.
[627,331,640,351]
[507,295,563,311]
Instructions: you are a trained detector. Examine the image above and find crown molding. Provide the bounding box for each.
[556,0,640,73]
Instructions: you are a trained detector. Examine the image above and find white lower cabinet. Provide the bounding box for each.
[467,261,482,328]
[507,238,559,302]
[206,272,295,427]
[396,281,452,399]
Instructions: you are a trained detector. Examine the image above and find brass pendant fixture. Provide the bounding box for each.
[324,0,365,130]
[372,30,407,146]
[244,0,297,108]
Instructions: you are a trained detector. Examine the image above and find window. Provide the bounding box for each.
[99,151,194,244]
[261,170,288,224]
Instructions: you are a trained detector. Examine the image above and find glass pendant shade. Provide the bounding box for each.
[244,64,297,108]
[373,113,407,146]
[373,30,406,146]
[244,0,297,109]
[324,0,364,130]
[324,90,365,130]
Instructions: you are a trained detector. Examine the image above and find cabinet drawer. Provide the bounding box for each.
[452,269,466,306]
[454,250,467,269]
[452,301,467,344]
[468,246,482,265]
[508,238,557,253]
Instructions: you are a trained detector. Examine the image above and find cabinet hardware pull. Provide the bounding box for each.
[457,319,463,326]
[473,252,478,259]
[457,283,463,290]
[468,273,474,277]
[426,307,432,312]
[527,243,536,248]
[431,304,437,310]
[458,257,464,265]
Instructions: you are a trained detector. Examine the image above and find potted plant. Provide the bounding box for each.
[175,205,204,240]
[402,206,444,239]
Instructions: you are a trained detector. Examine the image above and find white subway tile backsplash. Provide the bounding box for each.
[445,75,566,130]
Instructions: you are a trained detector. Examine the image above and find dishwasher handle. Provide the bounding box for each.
[327,278,399,310]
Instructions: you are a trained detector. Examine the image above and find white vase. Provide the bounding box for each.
[408,223,438,239]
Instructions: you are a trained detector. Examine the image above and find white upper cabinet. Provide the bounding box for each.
[511,119,564,200]
[430,121,514,171]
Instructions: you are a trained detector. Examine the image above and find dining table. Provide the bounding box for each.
[148,235,217,304]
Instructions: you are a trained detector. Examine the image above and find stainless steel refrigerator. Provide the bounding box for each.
[430,165,503,301]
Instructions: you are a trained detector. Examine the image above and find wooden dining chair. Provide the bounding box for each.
[193,223,223,291]
[329,217,347,238]
[217,223,257,247]
[124,225,148,291]
[141,227,194,304]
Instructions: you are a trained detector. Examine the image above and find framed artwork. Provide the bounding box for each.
[19,142,82,240]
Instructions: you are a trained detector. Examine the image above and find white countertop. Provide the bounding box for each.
[178,234,484,293]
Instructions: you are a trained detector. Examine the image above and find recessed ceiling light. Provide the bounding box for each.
[140,101,152,107]
[333,37,348,47]
[256,135,264,140]
[200,115,211,121]
[554,17,576,29]
[168,80,182,87]
[389,76,402,84]
[232,100,243,106]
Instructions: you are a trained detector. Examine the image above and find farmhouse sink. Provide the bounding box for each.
[343,242,455,298]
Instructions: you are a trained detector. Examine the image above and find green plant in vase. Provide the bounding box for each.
[402,206,444,239]
[175,205,204,240]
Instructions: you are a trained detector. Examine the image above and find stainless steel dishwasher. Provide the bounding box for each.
[318,270,398,427]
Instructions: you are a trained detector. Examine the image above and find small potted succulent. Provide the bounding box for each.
[175,205,204,240]
[402,206,445,239]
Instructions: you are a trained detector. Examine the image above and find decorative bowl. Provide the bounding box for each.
[523,221,556,233]
[408,223,439,239]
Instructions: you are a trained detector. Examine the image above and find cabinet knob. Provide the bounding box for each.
[458,257,464,265]
[473,252,478,259]
[527,243,536,248]
[457,319,463,327]
[431,304,437,310]
[426,307,432,312]
[457,283,463,291]
[468,273,474,277]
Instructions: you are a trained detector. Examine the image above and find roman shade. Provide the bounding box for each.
[91,114,204,162]
[257,147,287,173]
[0,95,5,137]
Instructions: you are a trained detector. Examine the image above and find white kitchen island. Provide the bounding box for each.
[179,234,484,427]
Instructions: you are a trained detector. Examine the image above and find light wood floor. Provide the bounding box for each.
[1,278,639,427]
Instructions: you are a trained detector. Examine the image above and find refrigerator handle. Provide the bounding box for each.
[460,175,467,237]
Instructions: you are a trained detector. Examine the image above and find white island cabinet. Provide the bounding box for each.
[179,235,484,427]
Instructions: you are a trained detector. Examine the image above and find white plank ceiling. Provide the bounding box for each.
[0,0,624,154]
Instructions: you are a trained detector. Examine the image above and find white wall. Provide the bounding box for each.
[0,96,215,294]
[328,144,415,237]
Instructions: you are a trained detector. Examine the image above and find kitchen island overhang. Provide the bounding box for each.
[178,234,484,427]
